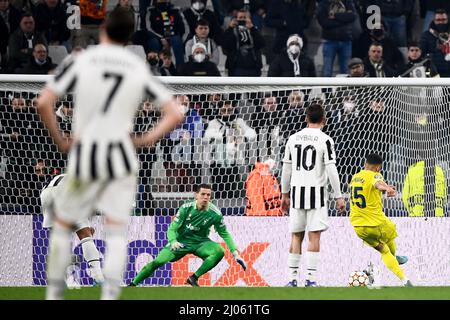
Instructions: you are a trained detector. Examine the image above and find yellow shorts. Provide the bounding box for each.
[353,219,398,248]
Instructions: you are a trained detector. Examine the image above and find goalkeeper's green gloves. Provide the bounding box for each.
[170,241,184,251]
[232,251,247,271]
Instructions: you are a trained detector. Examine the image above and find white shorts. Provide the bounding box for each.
[54,175,136,225]
[288,206,329,233]
[40,187,90,232]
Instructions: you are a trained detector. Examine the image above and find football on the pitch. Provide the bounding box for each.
[348,271,369,287]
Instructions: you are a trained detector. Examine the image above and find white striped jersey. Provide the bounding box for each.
[42,174,66,191]
[282,127,336,209]
[45,44,173,181]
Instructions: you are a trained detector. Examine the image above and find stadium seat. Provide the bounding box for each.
[47,45,69,65]
[125,44,147,61]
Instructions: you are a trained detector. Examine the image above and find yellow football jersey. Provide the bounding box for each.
[349,169,389,227]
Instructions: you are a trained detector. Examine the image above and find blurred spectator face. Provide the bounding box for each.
[45,0,58,8]
[288,91,304,108]
[118,0,131,8]
[219,102,234,116]
[370,100,385,113]
[192,46,206,63]
[0,0,8,11]
[408,46,422,61]
[160,52,173,67]
[368,45,383,63]
[20,16,35,34]
[434,13,449,32]
[349,63,364,77]
[263,96,277,112]
[192,0,206,12]
[195,24,210,39]
[342,97,356,114]
[177,95,190,113]
[72,46,84,55]
[236,11,249,26]
[142,100,155,112]
[35,161,47,176]
[12,97,26,111]
[33,44,48,63]
[63,105,73,117]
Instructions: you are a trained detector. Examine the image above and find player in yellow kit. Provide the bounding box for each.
[349,153,412,287]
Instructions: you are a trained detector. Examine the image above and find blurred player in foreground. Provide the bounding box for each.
[349,153,412,287]
[40,173,104,287]
[37,8,184,300]
[129,184,246,287]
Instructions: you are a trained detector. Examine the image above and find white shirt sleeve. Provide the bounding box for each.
[323,137,337,165]
[143,72,175,108]
[325,163,342,198]
[45,55,78,97]
[282,138,292,164]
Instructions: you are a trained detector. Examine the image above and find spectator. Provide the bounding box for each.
[0,0,23,70]
[251,94,285,173]
[420,9,450,77]
[183,0,222,45]
[400,42,439,77]
[245,159,283,216]
[145,0,185,67]
[363,43,397,77]
[146,50,161,75]
[15,43,56,74]
[264,0,315,54]
[352,21,405,72]
[420,0,450,32]
[346,57,368,77]
[134,100,160,214]
[158,48,177,76]
[73,0,109,48]
[7,13,47,72]
[178,42,221,76]
[203,98,256,199]
[33,0,70,47]
[365,0,415,48]
[268,34,316,77]
[317,0,357,77]
[161,95,203,192]
[199,92,221,124]
[281,90,307,138]
[185,19,220,65]
[55,100,72,132]
[221,8,265,76]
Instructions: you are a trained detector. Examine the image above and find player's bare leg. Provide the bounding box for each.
[76,227,104,284]
[101,217,128,300]
[287,232,304,286]
[46,217,74,300]
[305,230,321,287]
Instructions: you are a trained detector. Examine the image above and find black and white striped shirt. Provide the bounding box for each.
[45,44,173,181]
[283,127,337,209]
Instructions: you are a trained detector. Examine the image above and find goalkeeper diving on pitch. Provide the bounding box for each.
[129,184,246,286]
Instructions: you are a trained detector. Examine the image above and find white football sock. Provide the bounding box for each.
[305,251,320,282]
[80,237,104,282]
[101,225,127,300]
[46,224,72,300]
[288,253,301,282]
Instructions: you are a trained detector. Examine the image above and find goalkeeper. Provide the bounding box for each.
[129,184,247,286]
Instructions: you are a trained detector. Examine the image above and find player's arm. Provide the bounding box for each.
[324,138,345,213]
[280,138,292,214]
[374,178,396,197]
[214,217,246,271]
[36,56,77,153]
[167,206,188,250]
[37,88,71,153]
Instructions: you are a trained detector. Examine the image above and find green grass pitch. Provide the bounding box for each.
[1,286,450,300]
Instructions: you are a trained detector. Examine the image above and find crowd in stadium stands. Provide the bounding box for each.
[1,0,450,216]
[1,0,450,77]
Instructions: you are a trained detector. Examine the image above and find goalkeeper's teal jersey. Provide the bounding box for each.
[167,201,237,252]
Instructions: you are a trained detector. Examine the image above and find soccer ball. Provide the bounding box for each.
[348,271,369,287]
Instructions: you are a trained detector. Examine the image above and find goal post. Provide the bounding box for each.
[1,76,449,287]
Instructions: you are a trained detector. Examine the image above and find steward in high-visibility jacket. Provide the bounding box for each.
[245,161,283,216]
[402,160,447,217]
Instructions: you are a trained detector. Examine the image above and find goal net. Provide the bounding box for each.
[1,76,449,287]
